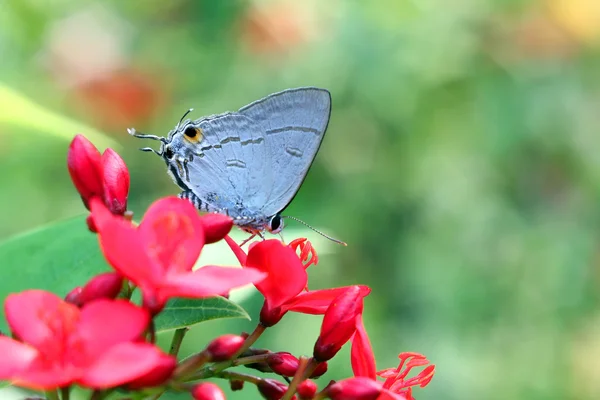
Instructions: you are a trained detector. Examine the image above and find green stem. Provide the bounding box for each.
[232,324,266,359]
[281,357,312,400]
[169,327,189,356]
[232,353,271,366]
[45,390,59,400]
[60,387,70,400]
[216,370,262,385]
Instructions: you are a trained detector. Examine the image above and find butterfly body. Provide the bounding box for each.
[131,87,332,235]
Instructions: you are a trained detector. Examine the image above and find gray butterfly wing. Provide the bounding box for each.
[184,113,272,213]
[238,87,331,216]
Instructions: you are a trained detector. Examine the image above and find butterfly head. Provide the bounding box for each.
[267,214,284,234]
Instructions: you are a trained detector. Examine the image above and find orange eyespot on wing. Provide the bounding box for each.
[183,126,203,143]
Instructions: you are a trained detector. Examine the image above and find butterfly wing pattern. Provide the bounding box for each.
[131,87,331,234]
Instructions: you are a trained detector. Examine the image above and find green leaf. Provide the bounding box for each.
[0,216,109,332]
[154,297,250,332]
[0,83,118,150]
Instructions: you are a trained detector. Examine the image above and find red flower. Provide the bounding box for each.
[92,197,266,314]
[226,238,364,327]
[192,382,226,400]
[314,286,371,362]
[67,135,130,222]
[0,290,170,389]
[377,353,435,400]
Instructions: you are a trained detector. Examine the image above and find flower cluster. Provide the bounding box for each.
[0,135,435,400]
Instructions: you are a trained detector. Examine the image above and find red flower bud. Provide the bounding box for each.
[206,334,245,361]
[67,134,103,208]
[101,149,129,215]
[314,286,369,362]
[267,352,299,377]
[126,352,177,389]
[200,214,234,244]
[79,272,123,305]
[311,361,328,378]
[326,377,383,400]
[230,380,244,391]
[297,379,317,399]
[257,379,293,400]
[64,287,83,305]
[192,382,226,400]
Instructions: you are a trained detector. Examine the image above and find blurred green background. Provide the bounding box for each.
[2,0,600,399]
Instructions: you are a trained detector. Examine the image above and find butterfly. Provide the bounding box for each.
[129,87,344,244]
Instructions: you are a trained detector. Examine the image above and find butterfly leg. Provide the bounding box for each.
[239,233,257,247]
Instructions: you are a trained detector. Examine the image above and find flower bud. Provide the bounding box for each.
[192,382,226,400]
[67,134,103,208]
[311,361,328,378]
[65,287,83,306]
[200,214,234,244]
[297,379,317,399]
[230,380,244,391]
[257,379,291,400]
[126,353,177,389]
[326,377,382,400]
[79,272,123,305]
[206,334,245,361]
[314,286,368,362]
[267,352,298,377]
[101,148,129,215]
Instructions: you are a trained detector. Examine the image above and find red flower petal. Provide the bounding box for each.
[351,315,376,379]
[138,197,205,274]
[5,290,78,348]
[80,342,169,388]
[92,199,160,284]
[283,287,357,314]
[160,266,265,299]
[246,240,307,309]
[126,351,177,389]
[200,214,234,244]
[224,235,247,265]
[101,149,129,215]
[314,286,368,362]
[76,300,149,360]
[0,336,37,378]
[67,135,103,207]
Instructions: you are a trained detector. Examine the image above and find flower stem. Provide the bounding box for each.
[60,387,70,400]
[281,357,312,400]
[233,324,266,359]
[169,327,189,356]
[45,390,59,400]
[216,370,262,385]
[232,353,270,366]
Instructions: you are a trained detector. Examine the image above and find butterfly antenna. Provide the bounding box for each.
[127,128,168,144]
[140,147,162,156]
[282,216,347,246]
[176,108,194,130]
